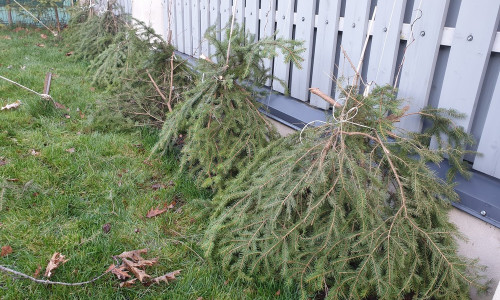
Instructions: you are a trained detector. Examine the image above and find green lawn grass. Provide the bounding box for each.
[0,27,298,299]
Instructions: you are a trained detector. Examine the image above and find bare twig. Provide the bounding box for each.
[146,70,172,113]
[309,88,342,108]
[168,53,175,112]
[0,264,114,286]
[225,0,238,67]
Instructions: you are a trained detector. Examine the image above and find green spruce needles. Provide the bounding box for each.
[153,23,304,189]
[203,86,486,299]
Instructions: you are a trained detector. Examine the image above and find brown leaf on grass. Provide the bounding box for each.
[2,36,11,40]
[44,252,68,278]
[54,101,66,110]
[151,270,181,284]
[40,33,47,39]
[89,87,95,92]
[65,148,75,153]
[121,258,151,282]
[275,289,281,296]
[64,114,71,119]
[118,249,158,283]
[107,264,131,280]
[0,158,7,166]
[1,245,13,257]
[102,223,111,234]
[118,249,158,267]
[29,149,41,156]
[1,100,22,110]
[33,265,42,278]
[14,27,23,33]
[146,201,175,218]
[36,43,45,47]
[77,108,85,119]
[119,278,137,287]
[65,51,74,56]
[6,178,19,182]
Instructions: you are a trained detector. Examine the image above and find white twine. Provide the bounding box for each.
[300,104,375,144]
[12,0,58,36]
[0,75,52,100]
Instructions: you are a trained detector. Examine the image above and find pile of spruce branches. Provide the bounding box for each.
[65,2,194,128]
[65,4,488,297]
[202,84,487,299]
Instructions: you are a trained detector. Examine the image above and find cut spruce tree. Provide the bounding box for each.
[66,3,194,127]
[203,86,486,299]
[153,23,304,189]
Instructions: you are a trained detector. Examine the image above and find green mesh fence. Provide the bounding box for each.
[0,0,76,26]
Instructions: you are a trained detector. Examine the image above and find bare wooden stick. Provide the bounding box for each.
[0,264,113,286]
[167,53,175,113]
[309,88,342,108]
[43,72,52,95]
[225,0,238,67]
[146,70,172,113]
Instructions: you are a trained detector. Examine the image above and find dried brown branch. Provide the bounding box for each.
[0,264,114,286]
[309,88,342,108]
[146,70,172,113]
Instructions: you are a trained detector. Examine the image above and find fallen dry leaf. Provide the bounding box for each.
[146,201,175,218]
[121,258,151,282]
[14,27,23,33]
[77,108,85,119]
[107,264,131,280]
[89,87,95,92]
[2,35,11,40]
[36,43,45,47]
[65,51,74,56]
[33,265,42,278]
[119,278,137,287]
[1,245,13,257]
[6,178,19,182]
[0,158,7,166]
[53,101,66,110]
[275,289,281,296]
[44,252,68,278]
[64,114,71,119]
[30,149,41,156]
[152,270,181,284]
[40,33,47,39]
[65,148,75,154]
[1,100,22,110]
[102,223,111,234]
[118,249,158,283]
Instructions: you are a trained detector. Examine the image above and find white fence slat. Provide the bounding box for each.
[290,0,317,101]
[309,0,342,109]
[209,0,221,57]
[366,0,406,87]
[335,0,371,100]
[200,0,210,56]
[474,74,500,178]
[175,0,185,52]
[167,0,177,47]
[163,0,174,46]
[191,0,201,56]
[272,0,295,93]
[245,0,259,41]
[235,0,245,27]
[220,0,231,31]
[259,0,277,86]
[183,0,193,55]
[396,0,450,133]
[436,0,500,133]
